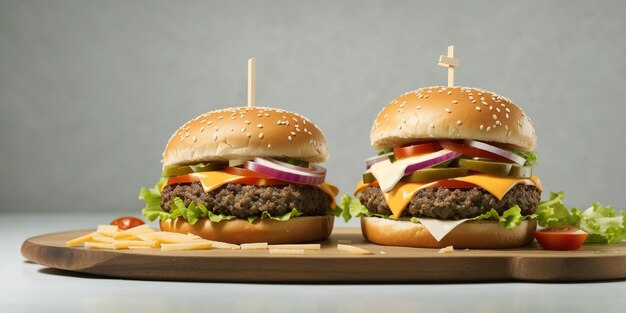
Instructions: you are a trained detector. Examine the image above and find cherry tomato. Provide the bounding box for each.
[534,226,588,251]
[440,141,511,163]
[110,216,145,230]
[393,142,441,160]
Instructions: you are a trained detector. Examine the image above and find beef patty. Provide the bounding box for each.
[358,184,540,220]
[161,182,331,218]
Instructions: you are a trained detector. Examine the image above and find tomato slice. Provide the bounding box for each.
[110,216,145,230]
[440,141,511,163]
[534,226,588,251]
[224,166,272,179]
[394,142,441,160]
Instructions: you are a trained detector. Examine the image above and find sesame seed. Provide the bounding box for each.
[200,127,204,132]
[472,100,477,103]
[215,126,219,131]
[423,95,429,99]
[257,124,263,128]
[218,116,223,119]
[292,117,298,122]
[213,134,218,141]
[482,101,488,105]
[384,114,389,119]
[276,120,281,125]
[245,120,251,125]
[475,106,482,111]
[201,119,206,124]
[429,123,435,129]
[241,127,246,132]
[445,108,451,113]
[259,133,264,139]
[495,120,501,126]
[492,114,497,120]
[304,128,308,133]
[480,124,484,130]
[207,121,213,125]
[288,136,293,141]
[489,106,493,111]
[486,127,491,132]
[264,113,270,117]
[286,121,290,126]
[417,106,422,109]
[506,113,509,119]
[307,131,312,135]
[505,108,510,113]
[192,136,197,142]
[447,91,452,95]
[246,133,251,138]
[291,132,296,136]
[267,144,271,148]
[456,120,462,125]
[397,109,403,113]
[500,103,506,107]
[229,127,234,132]
[452,100,458,104]
[438,90,444,93]
[397,125,402,130]
[257,114,262,117]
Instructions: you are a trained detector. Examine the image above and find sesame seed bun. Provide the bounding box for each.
[360,217,537,249]
[370,86,537,151]
[162,107,328,167]
[160,215,334,244]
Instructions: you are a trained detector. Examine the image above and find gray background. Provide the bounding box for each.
[1,0,625,217]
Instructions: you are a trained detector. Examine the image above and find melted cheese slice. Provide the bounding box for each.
[166,171,339,207]
[354,174,542,218]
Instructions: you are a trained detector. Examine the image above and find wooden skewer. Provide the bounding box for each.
[247,57,256,107]
[437,45,460,87]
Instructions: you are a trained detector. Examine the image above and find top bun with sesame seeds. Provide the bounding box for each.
[370,86,537,151]
[162,107,328,167]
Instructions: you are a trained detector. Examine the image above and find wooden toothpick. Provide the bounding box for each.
[247,57,256,107]
[438,46,460,87]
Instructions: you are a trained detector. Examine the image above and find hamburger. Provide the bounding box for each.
[352,86,541,248]
[140,106,339,244]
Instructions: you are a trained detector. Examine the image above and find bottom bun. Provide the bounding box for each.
[361,216,537,249]
[160,216,334,244]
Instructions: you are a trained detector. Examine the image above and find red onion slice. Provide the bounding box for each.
[402,149,459,176]
[370,149,459,192]
[365,152,394,169]
[464,140,526,165]
[244,157,326,185]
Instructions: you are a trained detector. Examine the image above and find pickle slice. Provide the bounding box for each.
[363,171,376,183]
[162,162,226,177]
[508,165,533,178]
[191,162,227,172]
[162,165,194,177]
[458,159,513,176]
[402,168,468,182]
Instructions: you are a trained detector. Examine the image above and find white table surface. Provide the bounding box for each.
[2,212,625,313]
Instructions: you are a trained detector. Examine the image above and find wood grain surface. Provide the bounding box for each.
[21,228,626,283]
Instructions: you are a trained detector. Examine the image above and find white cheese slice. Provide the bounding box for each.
[370,149,454,192]
[413,217,469,241]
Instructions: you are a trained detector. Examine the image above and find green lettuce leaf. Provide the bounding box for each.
[245,208,302,223]
[506,149,539,167]
[337,194,393,222]
[139,177,168,222]
[472,205,535,229]
[536,192,626,244]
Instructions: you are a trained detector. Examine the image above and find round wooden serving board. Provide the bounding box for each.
[22,228,626,283]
